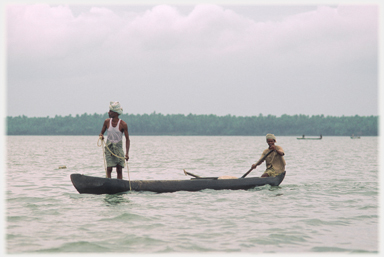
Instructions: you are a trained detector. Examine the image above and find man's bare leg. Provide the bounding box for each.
[106,167,113,178]
[116,165,123,179]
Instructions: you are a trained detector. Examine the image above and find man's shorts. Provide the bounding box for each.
[263,167,281,177]
[105,141,125,168]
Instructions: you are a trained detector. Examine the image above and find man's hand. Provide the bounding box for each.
[125,154,129,161]
[251,163,257,169]
[99,134,104,140]
[269,144,276,150]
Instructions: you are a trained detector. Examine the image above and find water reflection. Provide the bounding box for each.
[103,194,130,206]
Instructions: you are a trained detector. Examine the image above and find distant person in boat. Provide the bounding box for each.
[99,101,130,179]
[302,135,305,138]
[251,134,286,177]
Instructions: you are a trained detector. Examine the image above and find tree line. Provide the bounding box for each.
[6,112,378,136]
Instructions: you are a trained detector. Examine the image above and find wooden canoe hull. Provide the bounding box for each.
[70,171,286,194]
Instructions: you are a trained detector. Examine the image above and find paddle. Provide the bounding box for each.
[240,149,274,178]
[183,169,201,178]
[183,169,219,180]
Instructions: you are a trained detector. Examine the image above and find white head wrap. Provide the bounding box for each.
[109,101,123,115]
[266,134,276,140]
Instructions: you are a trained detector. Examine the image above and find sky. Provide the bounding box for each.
[3,1,382,118]
[1,1,383,253]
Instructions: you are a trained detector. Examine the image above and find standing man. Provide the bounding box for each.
[99,101,130,179]
[251,134,286,177]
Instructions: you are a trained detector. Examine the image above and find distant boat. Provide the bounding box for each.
[350,134,360,139]
[297,134,322,140]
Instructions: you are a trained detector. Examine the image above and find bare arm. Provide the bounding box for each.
[121,121,130,161]
[99,119,109,139]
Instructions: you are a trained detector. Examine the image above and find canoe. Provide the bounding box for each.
[297,135,322,140]
[70,171,286,194]
[350,136,360,139]
[297,138,322,140]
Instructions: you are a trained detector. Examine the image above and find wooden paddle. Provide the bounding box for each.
[183,169,201,178]
[240,149,274,178]
[183,169,219,180]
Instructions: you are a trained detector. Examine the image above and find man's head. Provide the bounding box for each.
[266,134,276,146]
[109,101,123,117]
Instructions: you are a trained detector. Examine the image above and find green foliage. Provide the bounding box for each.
[6,113,378,136]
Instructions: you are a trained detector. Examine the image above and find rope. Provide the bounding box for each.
[126,160,131,191]
[97,136,131,191]
[97,137,108,177]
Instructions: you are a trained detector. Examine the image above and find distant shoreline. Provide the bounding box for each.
[6,113,378,136]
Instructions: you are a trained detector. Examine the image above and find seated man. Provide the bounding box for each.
[251,134,286,177]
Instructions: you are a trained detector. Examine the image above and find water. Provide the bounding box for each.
[6,136,379,254]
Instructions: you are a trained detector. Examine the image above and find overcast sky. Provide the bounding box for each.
[4,1,381,118]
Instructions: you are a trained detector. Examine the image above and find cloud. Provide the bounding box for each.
[7,4,74,58]
[7,4,377,65]
[6,4,378,117]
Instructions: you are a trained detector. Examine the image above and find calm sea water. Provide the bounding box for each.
[5,135,379,254]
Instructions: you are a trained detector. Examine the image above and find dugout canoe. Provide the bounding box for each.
[297,136,322,140]
[297,138,322,140]
[70,171,286,194]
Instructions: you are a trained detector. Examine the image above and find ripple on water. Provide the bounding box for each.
[311,246,375,253]
[35,241,110,253]
[99,212,152,222]
[6,136,379,253]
